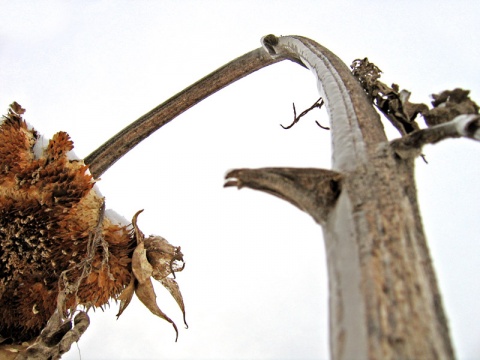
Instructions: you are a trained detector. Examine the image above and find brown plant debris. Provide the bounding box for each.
[0,102,186,349]
[423,88,479,126]
[351,58,426,135]
[351,58,479,136]
[116,210,187,342]
[12,311,90,360]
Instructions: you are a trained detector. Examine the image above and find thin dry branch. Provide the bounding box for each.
[280,97,327,129]
[391,114,480,159]
[14,311,89,360]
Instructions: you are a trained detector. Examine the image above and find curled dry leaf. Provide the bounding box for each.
[115,277,135,319]
[132,241,153,284]
[160,277,188,329]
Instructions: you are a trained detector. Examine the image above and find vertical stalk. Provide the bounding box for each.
[261,35,454,359]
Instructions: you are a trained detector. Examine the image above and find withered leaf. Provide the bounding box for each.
[424,88,480,126]
[132,241,153,284]
[160,277,188,328]
[351,58,424,135]
[135,278,179,341]
[145,236,184,280]
[116,277,135,318]
[132,209,145,244]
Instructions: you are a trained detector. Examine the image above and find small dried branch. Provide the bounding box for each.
[14,311,89,360]
[391,114,480,159]
[315,120,330,130]
[281,97,328,129]
[225,167,342,225]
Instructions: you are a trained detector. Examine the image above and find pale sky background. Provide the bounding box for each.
[1,1,480,359]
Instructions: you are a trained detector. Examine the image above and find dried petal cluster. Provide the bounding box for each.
[117,211,187,341]
[0,103,186,345]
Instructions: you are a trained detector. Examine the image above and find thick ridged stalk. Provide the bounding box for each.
[230,35,455,359]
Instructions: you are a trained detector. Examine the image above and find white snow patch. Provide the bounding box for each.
[105,209,130,226]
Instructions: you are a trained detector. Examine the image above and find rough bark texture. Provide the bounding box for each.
[228,35,457,359]
[321,152,453,359]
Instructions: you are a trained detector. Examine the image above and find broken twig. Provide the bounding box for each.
[281,97,328,129]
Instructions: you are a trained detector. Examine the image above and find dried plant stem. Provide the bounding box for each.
[85,48,283,178]
[14,311,89,360]
[227,35,456,359]
[65,34,471,359]
[225,167,341,224]
[391,114,480,159]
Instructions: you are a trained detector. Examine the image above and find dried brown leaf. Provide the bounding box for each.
[160,277,188,328]
[145,236,184,280]
[351,58,424,135]
[132,242,153,284]
[115,277,135,318]
[132,209,145,244]
[135,279,179,341]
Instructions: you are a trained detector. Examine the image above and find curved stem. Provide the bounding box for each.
[85,48,283,178]
[86,35,385,177]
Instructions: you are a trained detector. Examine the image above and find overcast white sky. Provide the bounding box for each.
[1,1,480,359]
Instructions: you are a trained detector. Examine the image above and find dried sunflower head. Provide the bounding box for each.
[0,102,186,344]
